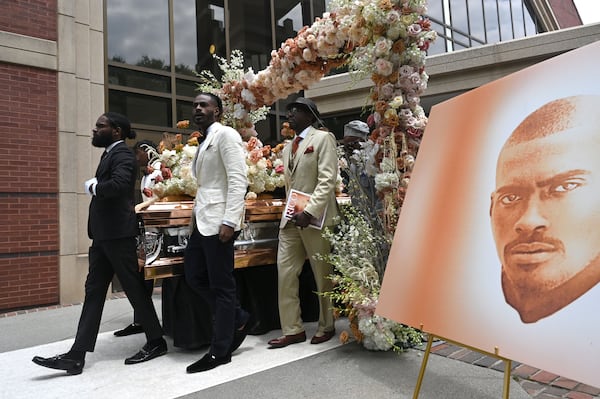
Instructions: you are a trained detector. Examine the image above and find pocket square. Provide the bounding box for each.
[304,146,314,154]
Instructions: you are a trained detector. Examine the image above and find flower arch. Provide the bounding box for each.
[215,0,436,234]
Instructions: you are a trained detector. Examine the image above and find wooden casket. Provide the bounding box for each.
[137,198,285,280]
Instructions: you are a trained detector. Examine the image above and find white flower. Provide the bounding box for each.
[241,88,256,105]
[152,142,198,198]
[374,172,399,191]
[389,95,404,108]
[374,37,392,57]
[243,69,256,84]
[182,144,197,158]
[407,23,422,37]
[233,103,247,120]
[302,48,315,62]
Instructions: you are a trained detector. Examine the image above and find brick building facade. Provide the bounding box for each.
[0,1,60,310]
[1,0,104,311]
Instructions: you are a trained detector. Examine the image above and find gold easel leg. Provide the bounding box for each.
[503,359,512,399]
[413,334,434,399]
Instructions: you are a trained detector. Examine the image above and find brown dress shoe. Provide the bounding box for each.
[310,330,335,344]
[267,331,306,348]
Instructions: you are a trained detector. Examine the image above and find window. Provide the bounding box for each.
[426,0,542,56]
[106,0,170,70]
[108,66,171,93]
[109,90,171,127]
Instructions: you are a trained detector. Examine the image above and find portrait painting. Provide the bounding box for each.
[377,40,600,388]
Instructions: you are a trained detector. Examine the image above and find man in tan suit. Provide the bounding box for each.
[268,97,339,348]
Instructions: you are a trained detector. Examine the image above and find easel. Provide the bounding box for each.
[412,333,513,399]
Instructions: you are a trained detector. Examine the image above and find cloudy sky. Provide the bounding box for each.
[574,0,600,23]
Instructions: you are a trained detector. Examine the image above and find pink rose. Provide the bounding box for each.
[375,58,393,76]
[249,148,263,163]
[161,167,172,179]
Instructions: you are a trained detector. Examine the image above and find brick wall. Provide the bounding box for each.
[0,62,59,311]
[0,0,57,41]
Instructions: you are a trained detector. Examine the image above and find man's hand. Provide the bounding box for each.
[293,211,311,228]
[219,224,235,243]
[84,177,98,196]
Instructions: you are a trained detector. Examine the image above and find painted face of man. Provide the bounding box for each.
[490,98,600,323]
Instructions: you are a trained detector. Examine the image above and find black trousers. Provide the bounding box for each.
[184,229,248,357]
[133,279,155,324]
[72,237,163,352]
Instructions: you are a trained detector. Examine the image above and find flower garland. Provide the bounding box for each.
[213,0,435,235]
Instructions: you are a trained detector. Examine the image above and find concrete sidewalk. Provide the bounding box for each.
[0,293,536,399]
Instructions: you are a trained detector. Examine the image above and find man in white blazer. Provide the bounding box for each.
[268,97,339,348]
[184,93,250,372]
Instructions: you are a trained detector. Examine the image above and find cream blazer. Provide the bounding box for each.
[192,122,248,236]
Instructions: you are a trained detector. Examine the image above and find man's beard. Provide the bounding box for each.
[92,135,112,148]
[501,250,600,323]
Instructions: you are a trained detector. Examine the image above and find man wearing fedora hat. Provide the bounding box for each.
[268,97,339,348]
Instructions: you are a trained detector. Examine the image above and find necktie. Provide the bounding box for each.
[292,136,302,155]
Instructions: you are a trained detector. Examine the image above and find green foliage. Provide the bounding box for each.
[318,203,422,351]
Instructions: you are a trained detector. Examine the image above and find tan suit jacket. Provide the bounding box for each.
[280,126,339,228]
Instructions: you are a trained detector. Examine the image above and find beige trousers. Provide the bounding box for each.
[276,224,335,336]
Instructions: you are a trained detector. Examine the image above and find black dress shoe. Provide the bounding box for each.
[186,353,231,373]
[229,323,249,355]
[114,323,144,337]
[32,354,84,375]
[124,340,167,365]
[247,322,271,336]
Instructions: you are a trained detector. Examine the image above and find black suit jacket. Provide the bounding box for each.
[87,142,138,240]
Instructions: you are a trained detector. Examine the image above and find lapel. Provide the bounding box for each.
[193,123,220,176]
[289,127,313,175]
[95,144,120,177]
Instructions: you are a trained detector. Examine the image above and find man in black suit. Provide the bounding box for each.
[113,139,160,337]
[32,112,167,375]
